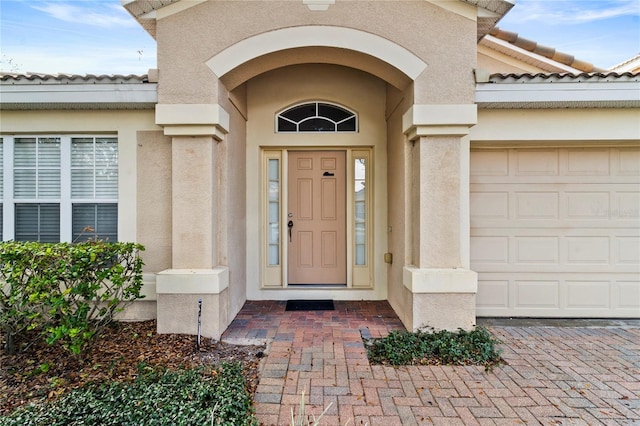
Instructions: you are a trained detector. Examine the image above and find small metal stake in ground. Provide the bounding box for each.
[196,298,202,351]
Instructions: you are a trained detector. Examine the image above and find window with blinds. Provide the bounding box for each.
[14,137,61,199]
[1,136,118,243]
[13,137,61,242]
[71,137,118,242]
[72,204,117,242]
[0,138,3,241]
[71,137,118,199]
[15,204,60,242]
[0,138,4,198]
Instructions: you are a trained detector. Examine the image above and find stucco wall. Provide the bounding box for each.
[155,0,477,105]
[137,130,172,273]
[385,84,414,329]
[219,84,248,319]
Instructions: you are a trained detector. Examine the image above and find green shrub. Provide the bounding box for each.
[365,327,503,369]
[0,241,144,355]
[0,362,257,426]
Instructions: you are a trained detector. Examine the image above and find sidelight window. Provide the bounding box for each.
[354,157,366,265]
[267,158,280,265]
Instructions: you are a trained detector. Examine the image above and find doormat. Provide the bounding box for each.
[285,299,335,311]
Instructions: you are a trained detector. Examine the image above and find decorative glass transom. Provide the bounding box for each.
[277,102,357,132]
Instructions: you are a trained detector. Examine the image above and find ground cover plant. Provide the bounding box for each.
[1,363,255,426]
[364,326,503,370]
[0,320,265,424]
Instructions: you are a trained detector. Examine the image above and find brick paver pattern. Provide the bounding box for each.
[222,301,640,425]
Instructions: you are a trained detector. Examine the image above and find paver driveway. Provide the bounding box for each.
[222,301,640,425]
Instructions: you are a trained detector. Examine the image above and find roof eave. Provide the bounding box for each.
[122,0,515,40]
[462,0,515,40]
[476,78,640,109]
[0,82,158,110]
[120,0,183,39]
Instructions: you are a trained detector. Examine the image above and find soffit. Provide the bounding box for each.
[461,0,514,40]
[120,0,181,38]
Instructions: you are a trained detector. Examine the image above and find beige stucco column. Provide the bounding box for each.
[402,104,478,331]
[153,104,232,339]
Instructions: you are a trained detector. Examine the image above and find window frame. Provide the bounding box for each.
[0,135,118,243]
[275,101,358,133]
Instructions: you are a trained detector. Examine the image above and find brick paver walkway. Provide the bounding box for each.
[222,301,640,425]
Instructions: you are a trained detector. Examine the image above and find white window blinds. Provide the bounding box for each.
[0,138,4,198]
[2,135,118,243]
[14,137,61,199]
[71,137,118,199]
[72,203,117,242]
[0,138,3,241]
[15,204,60,242]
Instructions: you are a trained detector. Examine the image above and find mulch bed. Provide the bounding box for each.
[0,320,265,416]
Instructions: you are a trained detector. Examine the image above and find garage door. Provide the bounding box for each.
[471,147,640,317]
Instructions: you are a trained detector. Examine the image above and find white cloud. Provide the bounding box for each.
[31,2,136,28]
[505,0,640,25]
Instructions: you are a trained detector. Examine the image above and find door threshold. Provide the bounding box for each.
[287,284,347,288]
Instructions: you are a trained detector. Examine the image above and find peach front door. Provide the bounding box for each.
[288,151,346,284]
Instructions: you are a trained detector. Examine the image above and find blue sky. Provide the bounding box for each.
[499,0,640,69]
[0,0,638,75]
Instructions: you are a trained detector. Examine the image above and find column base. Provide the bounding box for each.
[156,267,230,340]
[403,267,477,332]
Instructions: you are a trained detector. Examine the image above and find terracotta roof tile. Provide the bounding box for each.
[488,27,606,73]
[0,73,149,84]
[488,71,640,83]
[610,54,640,73]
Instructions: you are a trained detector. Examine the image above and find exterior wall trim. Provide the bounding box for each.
[471,109,640,142]
[0,83,157,109]
[476,81,640,107]
[206,26,428,80]
[403,104,478,139]
[156,268,229,294]
[155,104,229,139]
[403,267,478,293]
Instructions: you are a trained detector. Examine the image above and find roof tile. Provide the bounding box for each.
[488,71,640,83]
[0,73,149,84]
[488,27,605,73]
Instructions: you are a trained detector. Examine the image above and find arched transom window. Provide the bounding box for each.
[276,102,357,132]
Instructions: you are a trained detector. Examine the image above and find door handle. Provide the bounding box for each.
[287,220,294,242]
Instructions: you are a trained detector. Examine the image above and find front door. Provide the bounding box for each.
[288,151,346,284]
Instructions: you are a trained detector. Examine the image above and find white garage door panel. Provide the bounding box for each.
[476,273,640,317]
[471,230,639,273]
[471,184,639,226]
[471,147,640,318]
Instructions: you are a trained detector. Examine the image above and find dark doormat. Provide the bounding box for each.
[285,299,335,311]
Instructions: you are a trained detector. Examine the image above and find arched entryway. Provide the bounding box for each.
[242,63,390,301]
[156,21,478,339]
